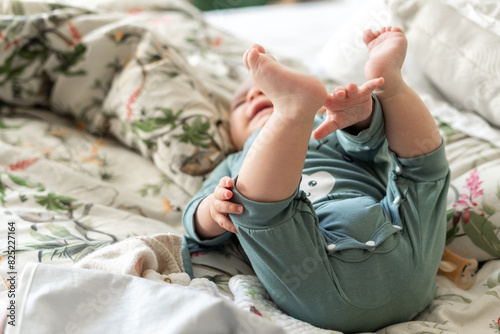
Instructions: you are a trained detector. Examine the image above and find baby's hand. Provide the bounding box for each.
[313,77,384,140]
[208,176,243,234]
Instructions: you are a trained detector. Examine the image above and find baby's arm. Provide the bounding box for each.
[183,159,242,241]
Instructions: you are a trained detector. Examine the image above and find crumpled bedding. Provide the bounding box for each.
[8,262,286,334]
[0,0,249,201]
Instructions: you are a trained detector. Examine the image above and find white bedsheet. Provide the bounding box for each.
[8,263,285,334]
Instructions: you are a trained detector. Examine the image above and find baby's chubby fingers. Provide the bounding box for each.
[213,176,244,214]
[215,177,236,200]
[213,213,238,234]
[359,77,384,95]
[214,185,232,200]
[312,115,339,140]
[332,87,346,100]
[218,176,234,189]
[212,197,244,214]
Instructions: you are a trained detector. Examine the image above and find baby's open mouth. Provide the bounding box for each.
[249,99,274,120]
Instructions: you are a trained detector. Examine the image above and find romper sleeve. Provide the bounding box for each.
[335,94,387,162]
[182,158,234,246]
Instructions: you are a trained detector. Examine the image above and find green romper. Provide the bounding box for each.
[183,96,450,333]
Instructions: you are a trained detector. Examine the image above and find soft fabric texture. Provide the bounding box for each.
[71,232,345,333]
[9,263,286,334]
[386,0,500,127]
[76,233,190,284]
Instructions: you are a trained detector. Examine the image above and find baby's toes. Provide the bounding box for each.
[363,29,376,45]
[245,48,261,71]
[250,44,265,53]
[243,49,252,70]
[244,45,267,71]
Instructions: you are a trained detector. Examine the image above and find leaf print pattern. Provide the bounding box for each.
[490,317,500,333]
[0,172,119,264]
[22,220,116,263]
[447,168,500,258]
[133,108,183,133]
[34,193,80,213]
[173,117,212,149]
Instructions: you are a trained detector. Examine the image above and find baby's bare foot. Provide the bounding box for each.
[243,45,327,121]
[313,78,384,140]
[363,27,407,98]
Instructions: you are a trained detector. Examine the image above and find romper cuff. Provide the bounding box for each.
[336,94,385,150]
[393,139,449,182]
[229,176,300,229]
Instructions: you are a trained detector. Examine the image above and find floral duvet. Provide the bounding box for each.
[1,0,500,333]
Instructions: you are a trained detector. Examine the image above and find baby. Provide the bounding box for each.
[183,27,450,333]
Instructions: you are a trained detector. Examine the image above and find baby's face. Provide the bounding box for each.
[230,79,274,151]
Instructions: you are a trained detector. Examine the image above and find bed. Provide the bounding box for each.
[1,0,500,333]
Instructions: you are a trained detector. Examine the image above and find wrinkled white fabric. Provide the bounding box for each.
[8,263,285,334]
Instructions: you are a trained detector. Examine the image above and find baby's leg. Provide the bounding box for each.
[364,27,442,158]
[236,46,380,203]
[236,46,327,203]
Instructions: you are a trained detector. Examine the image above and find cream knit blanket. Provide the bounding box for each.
[76,233,191,286]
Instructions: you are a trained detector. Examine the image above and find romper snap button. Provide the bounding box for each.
[327,244,336,252]
[393,224,402,231]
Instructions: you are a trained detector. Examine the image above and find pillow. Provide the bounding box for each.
[103,30,236,197]
[315,0,393,85]
[386,0,500,127]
